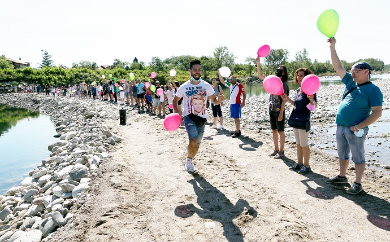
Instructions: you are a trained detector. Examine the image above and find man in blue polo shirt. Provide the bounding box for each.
[326,37,383,195]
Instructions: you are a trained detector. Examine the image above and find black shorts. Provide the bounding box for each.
[137,93,145,99]
[269,110,285,131]
[211,104,222,117]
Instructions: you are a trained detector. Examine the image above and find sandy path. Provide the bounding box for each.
[50,106,390,242]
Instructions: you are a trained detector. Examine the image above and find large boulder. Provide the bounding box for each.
[0,231,13,242]
[8,230,42,242]
[48,141,68,152]
[41,218,57,238]
[0,207,12,221]
[51,211,66,226]
[32,169,47,179]
[20,177,35,187]
[5,187,22,196]
[38,174,52,187]
[69,164,88,181]
[24,204,44,217]
[72,183,89,198]
[23,189,39,203]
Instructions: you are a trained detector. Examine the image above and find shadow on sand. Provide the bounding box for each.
[174,174,257,242]
[281,155,390,231]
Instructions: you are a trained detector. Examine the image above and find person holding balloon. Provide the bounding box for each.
[325,37,383,195]
[173,59,225,173]
[255,57,290,159]
[281,68,317,174]
[152,80,161,115]
[165,84,175,113]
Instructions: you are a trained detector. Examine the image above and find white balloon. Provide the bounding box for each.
[219,67,231,78]
[102,75,105,78]
[170,69,176,76]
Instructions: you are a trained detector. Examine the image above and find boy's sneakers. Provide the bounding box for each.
[184,158,196,173]
[346,182,363,195]
[298,165,311,174]
[211,125,217,129]
[325,175,349,184]
[218,125,224,130]
[274,151,285,159]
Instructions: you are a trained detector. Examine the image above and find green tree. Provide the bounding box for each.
[72,61,98,70]
[112,59,130,69]
[245,57,256,76]
[149,56,165,72]
[40,51,54,68]
[0,55,14,69]
[263,49,289,76]
[213,46,236,69]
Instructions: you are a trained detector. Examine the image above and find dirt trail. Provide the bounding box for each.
[50,107,390,242]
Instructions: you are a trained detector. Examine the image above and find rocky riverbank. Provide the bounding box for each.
[0,94,123,241]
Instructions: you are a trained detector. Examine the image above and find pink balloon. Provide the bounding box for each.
[301,74,320,95]
[169,103,173,109]
[263,75,284,95]
[114,83,118,87]
[150,72,157,79]
[164,113,182,131]
[157,88,163,96]
[145,82,150,88]
[257,45,271,57]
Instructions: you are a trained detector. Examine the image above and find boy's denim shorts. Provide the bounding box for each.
[183,115,205,144]
[336,125,368,164]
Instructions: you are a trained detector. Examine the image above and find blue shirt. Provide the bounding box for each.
[336,72,383,127]
[294,87,317,115]
[137,83,145,94]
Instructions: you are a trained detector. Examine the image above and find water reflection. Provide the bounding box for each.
[0,105,40,136]
[0,114,56,194]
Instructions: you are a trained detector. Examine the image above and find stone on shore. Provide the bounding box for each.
[0,207,12,221]
[8,230,42,242]
[23,189,39,202]
[52,211,66,226]
[69,164,88,181]
[0,231,13,242]
[72,183,89,198]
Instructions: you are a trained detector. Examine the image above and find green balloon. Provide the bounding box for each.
[113,78,116,81]
[130,73,135,80]
[109,74,112,78]
[150,85,156,92]
[317,9,339,38]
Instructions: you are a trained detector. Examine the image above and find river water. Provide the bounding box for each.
[0,114,56,195]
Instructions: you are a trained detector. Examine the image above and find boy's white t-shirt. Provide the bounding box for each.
[175,80,215,119]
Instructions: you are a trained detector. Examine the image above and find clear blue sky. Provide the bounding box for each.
[1,0,389,68]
